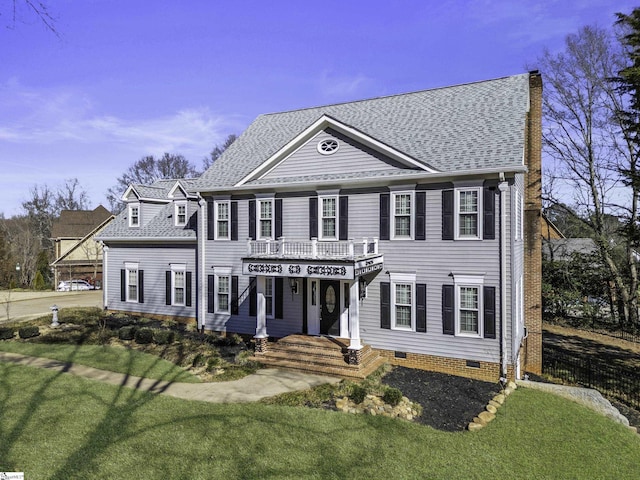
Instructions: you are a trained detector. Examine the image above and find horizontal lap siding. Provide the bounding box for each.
[263,130,399,180]
[351,191,502,364]
[106,244,197,319]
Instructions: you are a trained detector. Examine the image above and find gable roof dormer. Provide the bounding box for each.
[235,115,437,187]
[168,180,199,200]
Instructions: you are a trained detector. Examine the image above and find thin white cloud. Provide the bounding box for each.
[317,71,372,99]
[0,79,238,158]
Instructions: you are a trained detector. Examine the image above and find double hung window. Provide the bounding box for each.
[455,275,484,337]
[258,199,273,239]
[171,265,186,306]
[129,204,140,227]
[265,277,274,318]
[175,203,187,226]
[390,272,416,331]
[457,189,480,239]
[215,201,230,240]
[392,192,413,239]
[320,196,337,239]
[126,264,138,302]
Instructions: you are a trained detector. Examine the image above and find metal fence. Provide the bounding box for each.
[543,346,640,410]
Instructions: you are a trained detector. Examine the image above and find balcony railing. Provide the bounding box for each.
[247,237,379,260]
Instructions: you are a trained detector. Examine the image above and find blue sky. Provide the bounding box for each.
[0,0,634,217]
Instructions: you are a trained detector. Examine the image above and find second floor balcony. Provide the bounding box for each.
[247,237,379,260]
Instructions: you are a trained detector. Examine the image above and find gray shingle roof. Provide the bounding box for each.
[98,198,198,241]
[194,74,530,190]
[132,179,199,201]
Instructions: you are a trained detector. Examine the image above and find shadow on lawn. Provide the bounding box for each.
[0,340,195,477]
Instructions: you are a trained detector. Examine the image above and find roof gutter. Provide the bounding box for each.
[95,237,197,243]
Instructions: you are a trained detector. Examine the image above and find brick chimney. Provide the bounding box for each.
[523,71,543,375]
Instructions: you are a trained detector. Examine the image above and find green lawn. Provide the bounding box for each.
[0,361,638,479]
[0,342,200,383]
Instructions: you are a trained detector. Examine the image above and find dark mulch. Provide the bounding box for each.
[382,367,501,432]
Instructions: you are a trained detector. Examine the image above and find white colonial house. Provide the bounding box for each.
[98,72,543,382]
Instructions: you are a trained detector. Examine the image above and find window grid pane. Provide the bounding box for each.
[459,191,478,213]
[322,198,336,218]
[395,194,411,215]
[322,218,336,238]
[459,215,478,236]
[459,286,479,333]
[217,276,229,312]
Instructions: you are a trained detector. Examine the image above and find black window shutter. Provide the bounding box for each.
[207,275,215,313]
[483,286,496,339]
[249,277,257,316]
[138,270,144,304]
[416,191,426,241]
[442,284,454,335]
[275,198,283,239]
[339,196,348,240]
[231,275,238,315]
[248,199,256,240]
[165,271,172,305]
[380,282,391,329]
[442,190,454,240]
[483,188,495,240]
[231,201,238,241]
[416,283,427,332]
[309,197,318,239]
[207,199,214,240]
[380,193,390,240]
[275,277,284,319]
[120,269,126,302]
[186,272,192,307]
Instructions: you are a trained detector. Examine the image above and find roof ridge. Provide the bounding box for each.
[258,73,527,117]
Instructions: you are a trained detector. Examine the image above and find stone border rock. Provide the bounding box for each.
[468,381,516,431]
[335,394,421,421]
[468,379,638,435]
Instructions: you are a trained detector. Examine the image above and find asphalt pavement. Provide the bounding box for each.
[0,290,103,324]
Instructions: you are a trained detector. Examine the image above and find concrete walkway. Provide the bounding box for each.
[0,351,342,403]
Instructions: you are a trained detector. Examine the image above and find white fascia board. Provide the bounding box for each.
[234,115,438,187]
[121,185,140,201]
[97,237,197,243]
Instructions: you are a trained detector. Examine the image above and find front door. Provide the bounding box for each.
[320,280,340,335]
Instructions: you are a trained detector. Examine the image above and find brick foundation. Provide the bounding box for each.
[347,348,363,365]
[375,349,514,383]
[254,336,268,353]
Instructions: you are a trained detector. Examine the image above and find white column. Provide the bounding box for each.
[255,275,268,338]
[348,280,362,350]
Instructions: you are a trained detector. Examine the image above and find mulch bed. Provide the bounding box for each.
[382,367,501,432]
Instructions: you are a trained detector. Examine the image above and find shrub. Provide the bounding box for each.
[0,327,14,340]
[154,329,175,345]
[382,387,403,406]
[206,356,222,371]
[349,384,368,404]
[18,326,40,339]
[134,327,154,344]
[118,325,137,341]
[33,271,46,291]
[192,353,206,368]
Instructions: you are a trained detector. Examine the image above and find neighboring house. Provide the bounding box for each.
[98,72,543,381]
[542,238,597,262]
[541,214,564,241]
[51,205,114,287]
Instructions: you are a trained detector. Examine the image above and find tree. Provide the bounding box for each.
[538,24,640,328]
[106,153,199,213]
[1,0,59,37]
[202,134,237,170]
[55,178,90,212]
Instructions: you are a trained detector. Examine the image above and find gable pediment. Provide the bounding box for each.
[235,115,436,186]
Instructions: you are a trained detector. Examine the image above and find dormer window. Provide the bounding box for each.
[175,202,187,227]
[129,204,140,227]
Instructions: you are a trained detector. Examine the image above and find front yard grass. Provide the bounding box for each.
[0,361,638,479]
[0,342,200,383]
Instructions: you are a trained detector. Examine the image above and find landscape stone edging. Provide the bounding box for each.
[335,394,421,421]
[467,381,516,431]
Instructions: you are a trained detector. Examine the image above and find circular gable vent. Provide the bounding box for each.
[317,138,339,155]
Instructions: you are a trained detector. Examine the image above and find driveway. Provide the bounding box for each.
[0,290,103,324]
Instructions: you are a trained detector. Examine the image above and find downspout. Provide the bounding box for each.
[498,174,508,382]
[198,195,207,331]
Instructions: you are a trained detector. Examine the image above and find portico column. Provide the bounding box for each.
[348,280,363,365]
[254,275,268,353]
